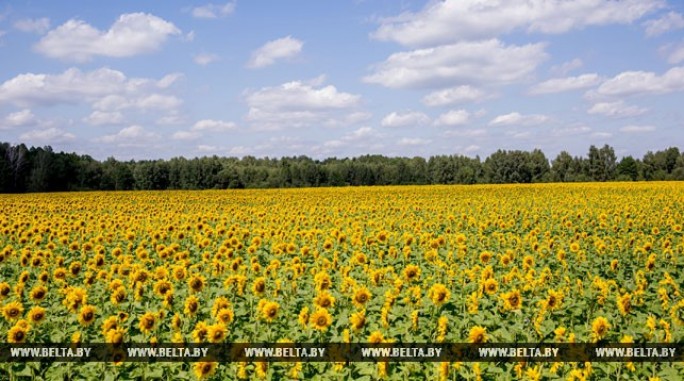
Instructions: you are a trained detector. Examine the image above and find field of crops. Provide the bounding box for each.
[1,183,683,380]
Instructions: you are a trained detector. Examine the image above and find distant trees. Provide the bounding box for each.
[0,142,682,193]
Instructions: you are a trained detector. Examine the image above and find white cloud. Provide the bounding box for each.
[94,125,159,147]
[194,53,219,65]
[397,137,431,146]
[14,18,50,34]
[171,131,201,141]
[667,42,684,64]
[157,73,183,88]
[380,111,429,127]
[422,85,491,106]
[434,109,470,126]
[83,111,124,126]
[192,2,236,19]
[192,119,237,132]
[35,13,180,62]
[443,129,487,138]
[553,125,592,136]
[593,66,684,97]
[550,58,584,76]
[529,73,602,94]
[245,79,362,130]
[0,68,182,116]
[363,39,547,89]
[464,145,480,153]
[20,127,75,143]
[620,125,656,133]
[372,0,662,47]
[587,101,648,117]
[591,131,613,138]
[247,36,303,69]
[198,145,220,153]
[489,112,549,126]
[643,11,684,37]
[1,109,37,129]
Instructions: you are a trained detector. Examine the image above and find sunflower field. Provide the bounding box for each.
[1,183,683,380]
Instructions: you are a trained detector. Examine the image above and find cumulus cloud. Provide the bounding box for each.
[371,0,662,47]
[1,109,38,129]
[0,67,182,114]
[397,137,431,146]
[94,125,160,147]
[244,78,362,130]
[434,109,470,126]
[171,131,201,141]
[14,17,50,34]
[592,66,684,97]
[194,53,219,65]
[529,73,602,94]
[587,101,648,117]
[20,127,75,144]
[422,85,491,106]
[192,2,236,19]
[643,11,684,37]
[666,42,684,64]
[489,112,549,126]
[83,111,124,126]
[247,36,303,68]
[34,13,180,62]
[620,125,656,133]
[364,39,547,89]
[380,111,429,127]
[192,119,237,132]
[550,58,584,76]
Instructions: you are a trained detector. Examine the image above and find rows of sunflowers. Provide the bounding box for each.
[1,183,683,380]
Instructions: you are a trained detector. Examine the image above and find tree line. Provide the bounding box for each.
[0,142,682,193]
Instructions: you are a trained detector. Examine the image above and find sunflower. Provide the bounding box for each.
[261,301,280,322]
[468,326,487,343]
[30,285,48,302]
[216,308,234,325]
[153,280,173,297]
[310,308,333,331]
[479,251,492,264]
[2,301,24,321]
[298,307,310,327]
[0,282,11,299]
[207,323,227,343]
[591,316,610,341]
[429,283,451,306]
[350,310,366,331]
[368,331,384,344]
[314,290,336,309]
[616,293,632,316]
[28,306,46,325]
[353,287,372,308]
[111,348,127,365]
[402,264,421,282]
[252,277,267,296]
[78,305,97,326]
[138,312,157,334]
[544,289,563,311]
[193,361,218,379]
[105,327,126,344]
[8,324,28,343]
[184,295,200,316]
[192,321,209,343]
[102,316,119,336]
[211,296,231,317]
[502,289,522,311]
[315,271,332,291]
[483,278,498,295]
[188,275,206,293]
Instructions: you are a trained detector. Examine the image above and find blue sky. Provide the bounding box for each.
[0,0,683,161]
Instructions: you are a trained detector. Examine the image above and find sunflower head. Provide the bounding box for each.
[429,283,451,306]
[78,305,97,326]
[28,306,46,325]
[468,326,487,343]
[2,301,24,321]
[261,301,280,322]
[314,291,336,309]
[138,312,157,334]
[184,295,200,316]
[8,324,29,343]
[207,323,227,343]
[350,310,366,331]
[353,287,372,308]
[591,316,611,341]
[403,265,421,282]
[309,308,333,331]
[194,362,218,379]
[368,331,384,344]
